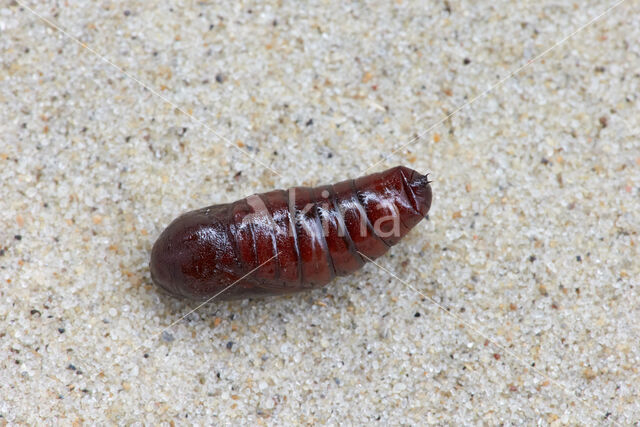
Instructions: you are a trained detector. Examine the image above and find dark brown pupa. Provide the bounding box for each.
[150,165,432,300]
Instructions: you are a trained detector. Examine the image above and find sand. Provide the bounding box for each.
[1,0,639,424]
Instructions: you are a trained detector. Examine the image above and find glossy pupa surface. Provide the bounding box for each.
[150,166,432,300]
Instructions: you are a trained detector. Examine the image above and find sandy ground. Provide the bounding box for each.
[1,0,639,424]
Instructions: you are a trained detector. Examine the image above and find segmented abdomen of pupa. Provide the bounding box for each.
[150,165,432,300]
